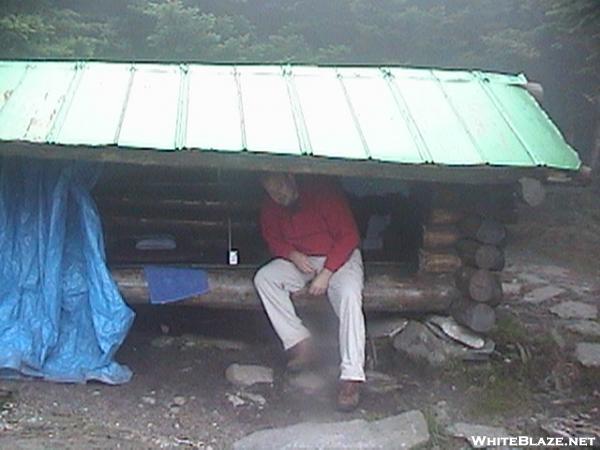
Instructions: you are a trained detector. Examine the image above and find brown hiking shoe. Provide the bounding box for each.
[337,380,362,412]
[286,338,317,372]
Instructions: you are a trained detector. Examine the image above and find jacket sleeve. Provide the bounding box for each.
[319,184,360,272]
[260,202,295,259]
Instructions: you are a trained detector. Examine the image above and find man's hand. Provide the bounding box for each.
[308,269,333,296]
[289,251,316,274]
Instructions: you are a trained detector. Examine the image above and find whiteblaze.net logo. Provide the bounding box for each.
[469,435,597,447]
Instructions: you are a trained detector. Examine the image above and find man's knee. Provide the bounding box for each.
[330,284,363,309]
[253,265,271,289]
[253,259,290,289]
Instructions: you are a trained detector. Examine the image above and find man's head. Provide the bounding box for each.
[260,173,299,207]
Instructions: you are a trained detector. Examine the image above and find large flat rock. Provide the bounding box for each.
[233,410,429,449]
[523,286,566,304]
[550,301,598,320]
[225,364,274,387]
[566,320,600,337]
[575,342,600,368]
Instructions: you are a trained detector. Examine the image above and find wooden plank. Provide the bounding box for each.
[98,204,256,222]
[95,196,257,212]
[112,265,458,312]
[104,215,257,231]
[431,185,518,224]
[418,250,462,273]
[422,225,460,249]
[427,208,465,225]
[0,142,544,185]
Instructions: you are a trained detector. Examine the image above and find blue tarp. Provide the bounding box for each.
[0,157,135,384]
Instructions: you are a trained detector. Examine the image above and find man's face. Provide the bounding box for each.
[262,173,299,207]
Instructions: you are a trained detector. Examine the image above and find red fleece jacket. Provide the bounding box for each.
[259,179,360,272]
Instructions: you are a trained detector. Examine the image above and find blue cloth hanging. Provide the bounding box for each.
[0,157,134,384]
[144,266,210,304]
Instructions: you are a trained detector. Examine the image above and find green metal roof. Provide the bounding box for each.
[0,60,581,170]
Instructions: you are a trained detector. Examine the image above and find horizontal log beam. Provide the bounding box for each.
[422,225,460,249]
[427,208,465,225]
[95,196,257,212]
[105,216,257,231]
[1,142,545,185]
[418,250,462,273]
[112,264,458,312]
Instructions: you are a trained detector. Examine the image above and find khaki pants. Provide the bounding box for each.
[253,249,366,381]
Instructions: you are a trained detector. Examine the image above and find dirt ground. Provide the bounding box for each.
[0,184,599,449]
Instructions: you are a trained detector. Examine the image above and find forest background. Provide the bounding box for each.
[1,0,598,162]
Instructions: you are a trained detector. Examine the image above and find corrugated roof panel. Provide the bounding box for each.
[185,65,243,152]
[0,62,75,142]
[485,82,581,169]
[0,61,29,111]
[237,66,301,155]
[389,68,484,165]
[0,60,581,172]
[54,62,132,146]
[118,64,180,150]
[291,67,367,159]
[336,68,424,163]
[431,70,534,166]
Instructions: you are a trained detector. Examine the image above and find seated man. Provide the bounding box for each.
[253,173,366,412]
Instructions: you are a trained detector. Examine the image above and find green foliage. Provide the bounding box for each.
[0,8,116,58]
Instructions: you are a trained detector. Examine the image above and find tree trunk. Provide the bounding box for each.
[455,239,505,271]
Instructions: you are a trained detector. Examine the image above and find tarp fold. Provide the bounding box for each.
[0,157,134,384]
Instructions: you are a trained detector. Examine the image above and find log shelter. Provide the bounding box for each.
[0,60,582,314]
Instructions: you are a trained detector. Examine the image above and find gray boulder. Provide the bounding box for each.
[225,364,274,387]
[550,301,597,320]
[392,321,493,366]
[233,410,429,449]
[575,342,600,368]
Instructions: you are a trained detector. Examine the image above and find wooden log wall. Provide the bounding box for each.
[419,184,515,334]
[93,168,267,265]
